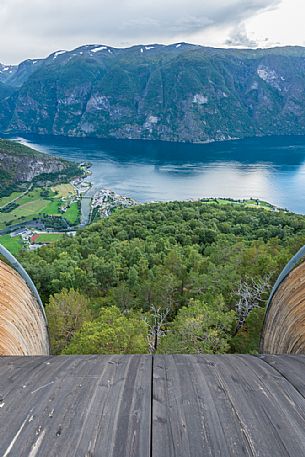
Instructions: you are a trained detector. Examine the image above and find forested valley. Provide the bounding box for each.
[20,200,305,355]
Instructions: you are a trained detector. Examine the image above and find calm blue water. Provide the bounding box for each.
[9,134,305,214]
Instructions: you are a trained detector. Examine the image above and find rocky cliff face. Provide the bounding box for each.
[0,139,79,193]
[2,44,305,143]
[0,149,66,182]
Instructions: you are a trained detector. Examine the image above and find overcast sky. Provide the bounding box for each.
[1,0,304,64]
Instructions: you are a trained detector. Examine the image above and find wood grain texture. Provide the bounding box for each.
[2,355,305,457]
[0,260,49,355]
[261,260,305,354]
[0,355,151,457]
[153,355,305,457]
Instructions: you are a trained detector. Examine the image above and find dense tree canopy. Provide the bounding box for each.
[47,289,92,353]
[158,297,235,354]
[20,201,305,355]
[63,306,148,355]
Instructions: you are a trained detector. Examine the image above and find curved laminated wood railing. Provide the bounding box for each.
[261,245,305,354]
[0,244,49,355]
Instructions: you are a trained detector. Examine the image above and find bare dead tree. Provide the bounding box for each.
[235,275,271,334]
[147,305,170,354]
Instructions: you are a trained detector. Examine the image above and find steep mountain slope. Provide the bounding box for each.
[0,139,80,194]
[2,44,305,142]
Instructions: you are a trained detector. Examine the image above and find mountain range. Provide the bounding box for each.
[2,43,305,143]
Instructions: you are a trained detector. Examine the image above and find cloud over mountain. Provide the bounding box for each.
[0,0,281,63]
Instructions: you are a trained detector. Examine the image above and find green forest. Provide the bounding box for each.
[20,200,305,355]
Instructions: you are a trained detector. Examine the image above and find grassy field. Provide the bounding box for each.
[51,183,76,198]
[35,233,66,244]
[0,188,57,228]
[0,187,81,229]
[0,191,24,208]
[243,199,275,210]
[0,234,24,255]
[201,198,276,211]
[64,202,80,225]
[0,232,66,255]
[0,198,49,228]
[43,200,61,215]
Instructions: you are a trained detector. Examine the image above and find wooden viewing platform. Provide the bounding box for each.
[1,354,305,456]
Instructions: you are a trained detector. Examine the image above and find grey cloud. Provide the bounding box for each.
[0,0,281,63]
[225,24,259,48]
[120,15,213,35]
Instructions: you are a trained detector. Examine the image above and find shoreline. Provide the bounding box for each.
[0,194,289,254]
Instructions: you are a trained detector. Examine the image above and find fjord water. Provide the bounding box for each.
[13,134,305,214]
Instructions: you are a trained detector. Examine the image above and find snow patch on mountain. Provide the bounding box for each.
[53,50,67,59]
[0,64,14,74]
[91,46,108,53]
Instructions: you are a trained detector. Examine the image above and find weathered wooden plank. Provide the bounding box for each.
[0,355,151,457]
[153,355,305,457]
[153,354,254,457]
[209,355,305,456]
[260,354,305,397]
